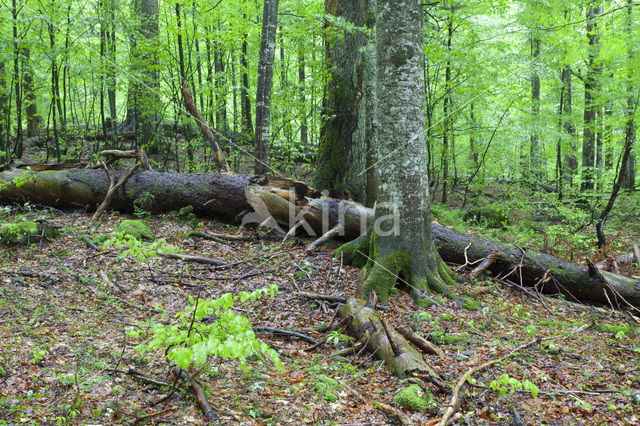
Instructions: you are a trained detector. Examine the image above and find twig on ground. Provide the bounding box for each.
[156,251,226,266]
[132,407,176,425]
[253,326,318,345]
[437,337,540,426]
[396,325,445,357]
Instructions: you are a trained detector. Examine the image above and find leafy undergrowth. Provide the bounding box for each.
[432,182,640,274]
[1,206,639,425]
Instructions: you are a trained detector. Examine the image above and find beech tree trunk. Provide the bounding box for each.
[253,0,279,174]
[1,167,639,308]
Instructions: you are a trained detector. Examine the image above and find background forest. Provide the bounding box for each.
[1,0,640,424]
[0,0,637,194]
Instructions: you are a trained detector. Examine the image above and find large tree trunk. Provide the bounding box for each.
[253,0,279,174]
[314,0,369,198]
[131,0,162,152]
[337,0,457,306]
[1,167,639,308]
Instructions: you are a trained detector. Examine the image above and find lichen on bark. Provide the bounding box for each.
[335,0,456,306]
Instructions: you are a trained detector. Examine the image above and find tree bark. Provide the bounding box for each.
[530,35,541,179]
[314,0,368,198]
[336,0,456,306]
[131,0,162,152]
[23,49,40,138]
[1,167,639,307]
[581,3,602,192]
[253,0,279,174]
[240,25,253,138]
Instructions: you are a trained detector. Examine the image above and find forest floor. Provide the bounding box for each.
[1,183,640,425]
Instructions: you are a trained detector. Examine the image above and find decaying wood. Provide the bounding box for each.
[376,401,412,426]
[91,161,140,224]
[295,291,347,305]
[156,252,226,266]
[396,325,445,357]
[469,252,498,278]
[181,82,230,172]
[339,297,443,386]
[252,326,318,345]
[172,367,217,422]
[2,167,639,308]
[307,223,344,253]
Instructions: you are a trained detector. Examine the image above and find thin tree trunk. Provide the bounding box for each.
[240,23,253,137]
[253,0,279,174]
[469,102,478,172]
[0,62,8,152]
[530,35,541,178]
[23,49,40,138]
[298,45,308,148]
[561,66,577,186]
[12,0,23,158]
[622,0,636,189]
[581,3,602,191]
[105,0,116,126]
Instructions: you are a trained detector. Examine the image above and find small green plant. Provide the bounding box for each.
[326,330,352,348]
[137,284,282,371]
[489,373,539,397]
[30,348,49,365]
[133,192,156,218]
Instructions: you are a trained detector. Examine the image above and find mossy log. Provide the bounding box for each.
[339,297,442,383]
[1,166,639,307]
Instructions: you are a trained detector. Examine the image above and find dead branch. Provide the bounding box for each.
[295,291,347,305]
[156,251,226,266]
[252,326,318,345]
[469,252,499,278]
[306,223,344,253]
[396,325,445,357]
[181,82,230,172]
[172,367,217,422]
[377,401,412,425]
[91,161,140,224]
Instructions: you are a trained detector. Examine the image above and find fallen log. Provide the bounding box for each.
[339,296,443,386]
[1,167,639,308]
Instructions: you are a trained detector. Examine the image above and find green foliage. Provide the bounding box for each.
[326,330,352,348]
[136,284,281,371]
[0,220,59,245]
[463,207,510,229]
[101,234,181,262]
[133,192,156,218]
[489,373,539,397]
[310,374,343,403]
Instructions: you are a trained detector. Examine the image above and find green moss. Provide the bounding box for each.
[177,205,194,218]
[334,232,370,268]
[92,234,110,246]
[0,221,59,245]
[0,365,6,378]
[463,207,510,229]
[392,384,436,412]
[311,374,343,403]
[431,333,469,345]
[362,251,409,302]
[461,296,481,311]
[596,324,639,335]
[117,220,153,241]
